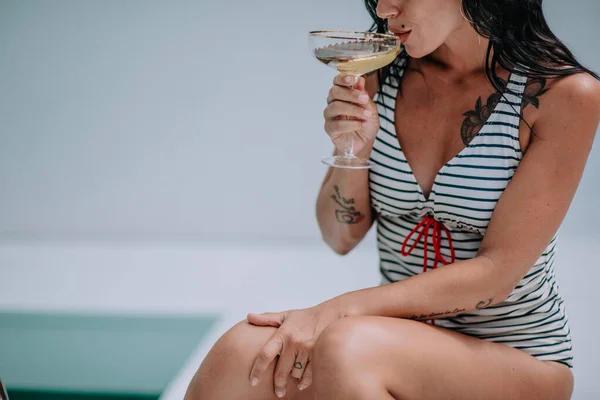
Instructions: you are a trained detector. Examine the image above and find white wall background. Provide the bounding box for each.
[0,0,598,245]
[0,0,599,399]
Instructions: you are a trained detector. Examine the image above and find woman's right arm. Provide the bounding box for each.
[316,73,381,255]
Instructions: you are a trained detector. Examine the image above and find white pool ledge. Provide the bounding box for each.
[1,237,597,399]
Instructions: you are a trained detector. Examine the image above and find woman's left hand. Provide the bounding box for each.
[247,300,344,397]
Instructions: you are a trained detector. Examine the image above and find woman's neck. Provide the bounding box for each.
[420,23,490,79]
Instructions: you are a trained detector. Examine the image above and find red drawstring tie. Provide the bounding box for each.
[401,215,456,326]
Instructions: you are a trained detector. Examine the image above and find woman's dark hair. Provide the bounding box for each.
[365,0,599,93]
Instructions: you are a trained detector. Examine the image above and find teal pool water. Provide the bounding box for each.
[0,311,218,398]
[7,389,158,400]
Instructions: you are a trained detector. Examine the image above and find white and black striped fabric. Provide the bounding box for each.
[369,49,573,368]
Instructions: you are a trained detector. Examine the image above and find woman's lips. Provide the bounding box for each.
[396,30,412,42]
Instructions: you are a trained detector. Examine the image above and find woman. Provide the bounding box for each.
[186,0,600,398]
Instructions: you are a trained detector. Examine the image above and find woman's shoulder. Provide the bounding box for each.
[536,72,600,120]
[547,72,600,99]
[526,71,600,150]
[523,71,600,130]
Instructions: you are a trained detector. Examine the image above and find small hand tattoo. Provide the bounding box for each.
[331,185,365,224]
[476,298,494,310]
[294,362,303,370]
[461,78,507,145]
[408,307,467,321]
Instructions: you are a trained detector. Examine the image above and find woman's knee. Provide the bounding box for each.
[203,321,268,372]
[184,320,277,399]
[314,317,384,364]
[311,317,389,387]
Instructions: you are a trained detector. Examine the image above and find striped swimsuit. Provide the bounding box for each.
[369,50,574,368]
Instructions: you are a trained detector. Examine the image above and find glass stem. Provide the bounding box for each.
[344,75,361,159]
[344,133,354,158]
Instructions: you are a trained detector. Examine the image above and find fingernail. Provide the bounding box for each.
[344,76,353,83]
[358,94,369,104]
[363,109,372,117]
[276,389,286,398]
[251,377,259,387]
[298,383,308,391]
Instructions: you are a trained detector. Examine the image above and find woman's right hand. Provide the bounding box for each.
[324,74,380,157]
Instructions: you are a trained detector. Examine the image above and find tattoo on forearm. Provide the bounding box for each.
[476,298,494,310]
[408,307,467,321]
[331,185,365,224]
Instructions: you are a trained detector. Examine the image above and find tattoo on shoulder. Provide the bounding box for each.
[331,185,365,224]
[521,77,550,112]
[460,77,507,146]
[460,76,550,146]
[476,298,494,310]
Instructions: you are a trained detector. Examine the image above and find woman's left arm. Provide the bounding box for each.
[335,74,600,320]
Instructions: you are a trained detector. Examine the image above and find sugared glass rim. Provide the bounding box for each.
[309,30,398,42]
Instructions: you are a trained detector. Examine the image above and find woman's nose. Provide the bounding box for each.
[376,0,401,19]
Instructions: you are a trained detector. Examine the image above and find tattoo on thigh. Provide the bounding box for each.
[476,298,494,310]
[331,185,365,224]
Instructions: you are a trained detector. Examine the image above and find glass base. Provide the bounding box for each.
[322,155,373,169]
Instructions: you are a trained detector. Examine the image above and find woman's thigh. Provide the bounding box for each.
[184,320,316,400]
[313,316,574,400]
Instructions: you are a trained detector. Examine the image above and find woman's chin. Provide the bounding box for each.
[403,45,435,60]
[403,46,420,58]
